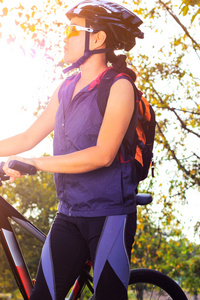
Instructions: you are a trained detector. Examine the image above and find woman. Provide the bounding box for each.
[1,1,143,299]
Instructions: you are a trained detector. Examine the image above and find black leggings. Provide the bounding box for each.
[30,212,137,300]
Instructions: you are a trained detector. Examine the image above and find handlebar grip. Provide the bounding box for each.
[8,160,37,175]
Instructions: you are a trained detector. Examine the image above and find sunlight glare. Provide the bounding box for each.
[0,40,54,156]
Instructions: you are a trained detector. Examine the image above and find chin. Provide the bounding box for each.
[63,54,77,64]
[63,54,69,64]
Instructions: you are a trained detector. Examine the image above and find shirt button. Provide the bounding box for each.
[62,123,64,127]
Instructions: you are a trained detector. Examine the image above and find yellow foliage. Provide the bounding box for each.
[182,44,188,50]
[181,107,187,112]
[2,7,8,16]
[29,25,35,32]
[20,23,25,30]
[182,5,189,15]
[180,0,200,21]
[137,224,144,230]
[131,257,137,264]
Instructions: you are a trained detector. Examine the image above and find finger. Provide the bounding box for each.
[8,168,21,178]
[9,176,15,183]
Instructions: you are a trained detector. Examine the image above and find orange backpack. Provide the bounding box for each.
[97,69,156,185]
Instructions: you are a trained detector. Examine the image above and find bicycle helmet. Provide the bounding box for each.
[64,0,144,73]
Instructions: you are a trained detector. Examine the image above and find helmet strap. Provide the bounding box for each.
[63,19,111,74]
[84,19,90,53]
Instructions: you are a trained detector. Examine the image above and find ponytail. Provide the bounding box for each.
[106,51,137,83]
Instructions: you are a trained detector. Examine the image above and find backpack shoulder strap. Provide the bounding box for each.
[97,68,119,116]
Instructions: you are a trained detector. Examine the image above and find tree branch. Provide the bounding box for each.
[150,84,200,138]
[170,108,200,138]
[162,107,200,116]
[156,122,200,186]
[158,0,200,58]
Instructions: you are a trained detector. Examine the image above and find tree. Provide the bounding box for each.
[181,255,200,299]
[125,0,200,245]
[129,0,200,198]
[132,203,200,299]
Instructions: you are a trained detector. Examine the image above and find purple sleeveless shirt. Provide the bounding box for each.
[53,68,137,217]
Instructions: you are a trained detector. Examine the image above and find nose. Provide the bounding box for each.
[64,36,69,44]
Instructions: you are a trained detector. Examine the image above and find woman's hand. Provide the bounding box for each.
[3,156,36,182]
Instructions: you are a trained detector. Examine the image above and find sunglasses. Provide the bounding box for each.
[66,25,98,39]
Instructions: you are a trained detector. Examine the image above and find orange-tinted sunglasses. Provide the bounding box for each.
[66,25,98,39]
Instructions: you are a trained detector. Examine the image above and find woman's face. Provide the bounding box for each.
[63,17,87,64]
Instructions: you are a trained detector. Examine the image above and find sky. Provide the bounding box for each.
[0,0,199,243]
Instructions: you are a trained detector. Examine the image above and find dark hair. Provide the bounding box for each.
[89,18,137,83]
[106,51,137,83]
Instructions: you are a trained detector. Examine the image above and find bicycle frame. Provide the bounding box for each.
[0,195,92,300]
[0,195,45,299]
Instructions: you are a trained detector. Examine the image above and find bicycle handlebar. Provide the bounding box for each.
[8,160,37,175]
[0,160,37,182]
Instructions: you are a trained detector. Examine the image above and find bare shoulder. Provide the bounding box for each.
[110,77,134,101]
[51,80,66,103]
[107,77,135,111]
[112,77,134,89]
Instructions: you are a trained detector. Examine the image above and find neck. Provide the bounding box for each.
[80,53,108,83]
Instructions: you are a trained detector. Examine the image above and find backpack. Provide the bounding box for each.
[97,68,156,185]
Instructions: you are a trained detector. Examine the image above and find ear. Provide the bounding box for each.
[90,30,107,50]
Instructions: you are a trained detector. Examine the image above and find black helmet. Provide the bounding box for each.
[64,0,144,73]
[66,0,144,51]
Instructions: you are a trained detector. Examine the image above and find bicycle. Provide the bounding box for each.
[0,160,188,300]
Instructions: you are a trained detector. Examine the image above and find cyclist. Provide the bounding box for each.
[0,1,143,299]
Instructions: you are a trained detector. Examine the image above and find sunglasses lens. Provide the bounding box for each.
[66,25,80,39]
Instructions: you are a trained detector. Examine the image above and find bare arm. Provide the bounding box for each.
[0,84,60,157]
[4,78,134,178]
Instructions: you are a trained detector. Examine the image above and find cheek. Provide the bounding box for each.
[89,35,96,51]
[64,37,85,63]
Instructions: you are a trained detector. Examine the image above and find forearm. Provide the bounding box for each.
[32,146,113,174]
[0,132,33,157]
